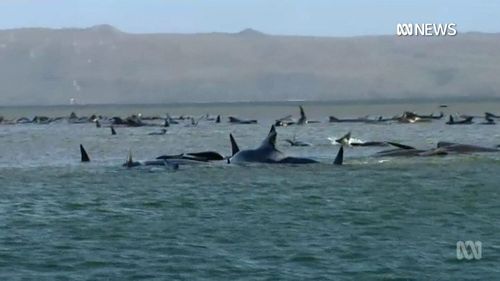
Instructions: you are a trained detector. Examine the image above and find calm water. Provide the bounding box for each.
[1,101,500,280]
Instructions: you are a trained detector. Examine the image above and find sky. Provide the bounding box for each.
[0,0,499,36]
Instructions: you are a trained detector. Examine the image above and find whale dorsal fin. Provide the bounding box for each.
[128,150,133,163]
[298,106,306,124]
[269,124,276,135]
[259,125,277,149]
[80,144,90,162]
[333,146,344,165]
[111,126,117,135]
[229,134,240,156]
[260,131,277,149]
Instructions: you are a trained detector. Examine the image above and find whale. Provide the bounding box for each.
[485,112,500,119]
[228,125,343,165]
[228,116,258,124]
[333,132,388,147]
[415,112,444,120]
[446,115,473,125]
[396,112,433,123]
[436,142,499,153]
[297,106,320,125]
[329,116,370,123]
[111,126,117,135]
[148,129,167,135]
[274,115,295,127]
[375,142,447,157]
[123,151,179,169]
[480,115,496,125]
[297,106,307,125]
[156,151,225,162]
[376,141,500,157]
[274,106,319,126]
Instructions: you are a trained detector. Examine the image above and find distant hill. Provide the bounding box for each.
[0,25,499,105]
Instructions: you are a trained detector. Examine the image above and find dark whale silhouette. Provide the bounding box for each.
[229,125,343,165]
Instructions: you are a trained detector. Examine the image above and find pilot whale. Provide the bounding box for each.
[123,151,180,169]
[436,142,499,153]
[228,116,258,124]
[376,141,499,157]
[228,125,343,165]
[156,151,225,162]
[333,132,388,147]
[297,106,320,125]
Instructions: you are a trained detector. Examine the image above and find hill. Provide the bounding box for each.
[0,25,499,105]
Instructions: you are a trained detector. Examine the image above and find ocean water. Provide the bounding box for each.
[1,101,500,280]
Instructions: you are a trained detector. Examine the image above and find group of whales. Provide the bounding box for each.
[333,131,500,156]
[79,125,345,168]
[3,104,499,127]
[79,120,500,169]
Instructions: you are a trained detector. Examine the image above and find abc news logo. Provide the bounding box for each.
[456,241,482,260]
[397,23,457,36]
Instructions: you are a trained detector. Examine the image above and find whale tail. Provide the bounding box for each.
[111,126,117,135]
[333,146,344,165]
[229,133,240,156]
[80,144,90,162]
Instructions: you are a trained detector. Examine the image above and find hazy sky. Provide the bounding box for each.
[0,0,499,36]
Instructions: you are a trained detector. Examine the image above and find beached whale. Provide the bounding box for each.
[436,142,499,153]
[332,132,388,147]
[414,112,444,120]
[228,125,343,165]
[228,116,258,124]
[156,151,225,162]
[148,129,167,135]
[123,151,179,169]
[329,116,370,123]
[296,105,320,125]
[274,106,319,126]
[375,143,441,157]
[446,115,473,125]
[376,141,499,157]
